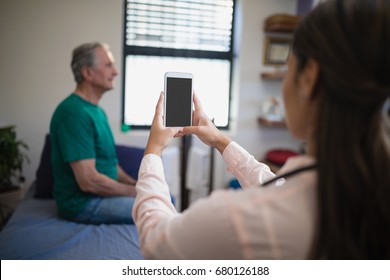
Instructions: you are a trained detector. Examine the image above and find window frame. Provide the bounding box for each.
[121,0,236,130]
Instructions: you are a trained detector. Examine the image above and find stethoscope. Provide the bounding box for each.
[261,164,317,187]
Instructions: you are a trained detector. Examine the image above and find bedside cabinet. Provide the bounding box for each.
[0,186,22,230]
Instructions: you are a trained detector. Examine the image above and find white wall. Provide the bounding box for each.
[0,0,299,195]
[234,0,299,157]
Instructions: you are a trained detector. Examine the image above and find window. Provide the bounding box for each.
[122,0,236,129]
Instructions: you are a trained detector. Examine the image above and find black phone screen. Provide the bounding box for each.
[165,77,192,127]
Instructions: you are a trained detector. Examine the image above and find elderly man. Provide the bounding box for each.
[50,42,136,224]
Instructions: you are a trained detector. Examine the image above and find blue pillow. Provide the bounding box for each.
[115,145,145,180]
[34,134,54,198]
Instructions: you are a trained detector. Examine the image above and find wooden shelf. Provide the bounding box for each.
[264,14,300,33]
[260,71,286,80]
[258,117,286,128]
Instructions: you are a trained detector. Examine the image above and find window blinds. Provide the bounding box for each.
[125,0,234,52]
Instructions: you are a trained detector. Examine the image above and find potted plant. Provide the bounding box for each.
[0,125,29,190]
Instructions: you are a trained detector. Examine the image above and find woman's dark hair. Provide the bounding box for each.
[292,0,390,259]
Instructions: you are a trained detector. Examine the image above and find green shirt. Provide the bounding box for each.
[50,93,118,218]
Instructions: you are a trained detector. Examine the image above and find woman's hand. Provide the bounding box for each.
[177,94,231,154]
[144,92,183,156]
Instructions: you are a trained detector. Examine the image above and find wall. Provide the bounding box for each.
[234,0,299,160]
[0,0,299,198]
[0,0,132,191]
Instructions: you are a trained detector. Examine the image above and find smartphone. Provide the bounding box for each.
[164,72,193,127]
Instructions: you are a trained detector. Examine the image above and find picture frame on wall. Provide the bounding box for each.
[263,37,292,65]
